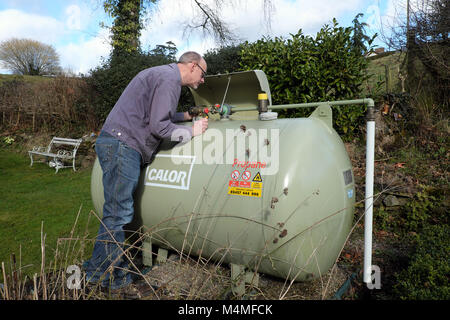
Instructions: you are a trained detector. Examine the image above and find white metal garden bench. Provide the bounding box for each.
[28,137,83,173]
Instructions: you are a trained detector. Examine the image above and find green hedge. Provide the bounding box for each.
[239,15,375,140]
[204,45,243,75]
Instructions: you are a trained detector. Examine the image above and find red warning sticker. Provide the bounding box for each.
[231,170,240,180]
[229,180,239,187]
[240,181,251,188]
[242,170,251,181]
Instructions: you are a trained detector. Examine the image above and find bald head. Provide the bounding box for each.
[177,51,207,89]
[178,51,203,64]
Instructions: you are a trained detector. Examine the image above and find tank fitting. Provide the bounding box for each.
[258,93,269,113]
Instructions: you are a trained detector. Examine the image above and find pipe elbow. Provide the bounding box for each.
[364,98,375,108]
[364,98,376,121]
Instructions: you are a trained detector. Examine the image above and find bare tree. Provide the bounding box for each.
[0,38,62,75]
[380,1,448,53]
[182,0,236,45]
[178,0,275,45]
[405,0,449,74]
[101,0,274,55]
[379,0,448,103]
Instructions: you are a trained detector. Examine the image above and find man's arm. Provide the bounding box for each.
[183,111,193,121]
[172,111,192,122]
[148,81,193,140]
[149,82,207,141]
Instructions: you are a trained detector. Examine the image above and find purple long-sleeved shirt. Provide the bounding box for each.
[102,63,192,164]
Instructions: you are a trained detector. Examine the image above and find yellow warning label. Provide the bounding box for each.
[228,187,261,197]
[253,172,262,182]
[251,182,262,189]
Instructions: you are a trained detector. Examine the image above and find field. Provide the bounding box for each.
[0,74,52,86]
[0,146,98,279]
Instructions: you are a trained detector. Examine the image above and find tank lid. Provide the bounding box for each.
[189,70,272,109]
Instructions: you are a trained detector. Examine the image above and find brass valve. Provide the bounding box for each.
[188,104,231,119]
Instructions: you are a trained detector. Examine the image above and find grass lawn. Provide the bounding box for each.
[0,146,99,279]
[0,74,52,86]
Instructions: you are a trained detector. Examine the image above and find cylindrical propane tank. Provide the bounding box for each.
[90,70,355,281]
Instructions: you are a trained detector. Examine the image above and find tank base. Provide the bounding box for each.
[156,248,168,264]
[141,237,261,297]
[142,237,153,267]
[231,263,260,296]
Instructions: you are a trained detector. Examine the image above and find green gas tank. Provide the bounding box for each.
[91,70,355,281]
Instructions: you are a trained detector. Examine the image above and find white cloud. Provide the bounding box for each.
[59,29,112,75]
[267,0,363,36]
[0,9,64,44]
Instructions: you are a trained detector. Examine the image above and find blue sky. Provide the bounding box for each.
[0,0,401,75]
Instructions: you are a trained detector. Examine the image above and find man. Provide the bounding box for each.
[84,51,208,295]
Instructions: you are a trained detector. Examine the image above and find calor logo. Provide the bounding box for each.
[144,155,195,190]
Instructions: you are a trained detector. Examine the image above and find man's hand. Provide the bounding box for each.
[192,118,208,136]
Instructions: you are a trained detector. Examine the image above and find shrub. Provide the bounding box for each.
[376,185,447,233]
[401,185,447,232]
[239,15,375,140]
[204,44,243,75]
[393,224,450,300]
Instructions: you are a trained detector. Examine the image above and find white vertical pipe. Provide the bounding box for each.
[363,119,376,283]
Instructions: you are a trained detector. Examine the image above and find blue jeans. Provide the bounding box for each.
[85,131,142,289]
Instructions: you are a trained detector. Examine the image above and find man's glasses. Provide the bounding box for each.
[195,63,206,79]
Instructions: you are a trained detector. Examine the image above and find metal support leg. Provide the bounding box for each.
[245,271,259,288]
[142,237,153,267]
[156,248,168,264]
[231,264,245,296]
[230,264,260,297]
